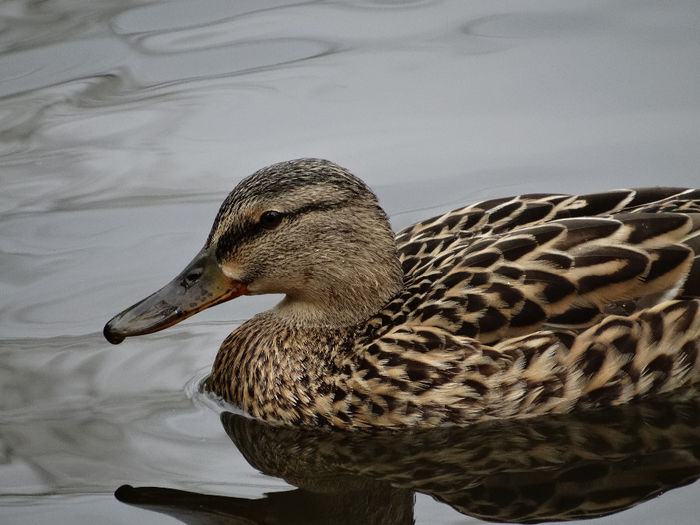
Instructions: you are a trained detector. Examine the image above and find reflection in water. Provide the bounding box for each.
[117,386,700,524]
[116,482,413,525]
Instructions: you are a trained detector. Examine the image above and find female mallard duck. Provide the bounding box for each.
[104,159,700,429]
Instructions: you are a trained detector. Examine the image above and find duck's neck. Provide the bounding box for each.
[272,272,403,328]
[211,312,358,425]
[210,268,403,424]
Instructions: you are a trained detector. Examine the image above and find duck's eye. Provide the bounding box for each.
[182,266,203,288]
[259,210,283,230]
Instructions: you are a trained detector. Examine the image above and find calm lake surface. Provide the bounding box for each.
[2,1,700,523]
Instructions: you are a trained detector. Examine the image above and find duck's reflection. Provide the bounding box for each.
[116,386,700,524]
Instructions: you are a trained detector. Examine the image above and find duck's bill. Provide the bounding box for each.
[103,248,246,345]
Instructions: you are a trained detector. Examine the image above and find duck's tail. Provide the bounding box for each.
[493,299,700,417]
[567,299,700,408]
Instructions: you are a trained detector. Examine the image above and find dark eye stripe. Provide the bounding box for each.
[214,199,353,259]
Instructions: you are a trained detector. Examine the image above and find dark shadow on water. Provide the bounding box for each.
[115,386,700,524]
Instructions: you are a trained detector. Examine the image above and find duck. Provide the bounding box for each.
[104,158,700,429]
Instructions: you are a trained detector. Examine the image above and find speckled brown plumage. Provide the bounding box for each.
[105,158,700,429]
[203,160,700,429]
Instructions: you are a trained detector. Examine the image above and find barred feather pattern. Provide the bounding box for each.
[211,185,700,429]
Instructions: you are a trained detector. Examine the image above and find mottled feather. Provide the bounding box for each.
[134,160,700,429]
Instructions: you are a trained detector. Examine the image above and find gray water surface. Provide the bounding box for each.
[2,1,700,523]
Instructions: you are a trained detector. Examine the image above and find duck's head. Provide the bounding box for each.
[104,158,403,344]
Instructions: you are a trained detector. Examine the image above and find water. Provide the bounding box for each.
[2,0,700,523]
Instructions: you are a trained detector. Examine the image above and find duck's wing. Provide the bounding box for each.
[352,299,700,427]
[345,189,700,427]
[387,189,700,344]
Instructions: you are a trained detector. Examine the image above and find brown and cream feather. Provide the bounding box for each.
[106,158,700,429]
[201,161,700,429]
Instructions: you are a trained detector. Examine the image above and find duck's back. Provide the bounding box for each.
[390,187,700,341]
